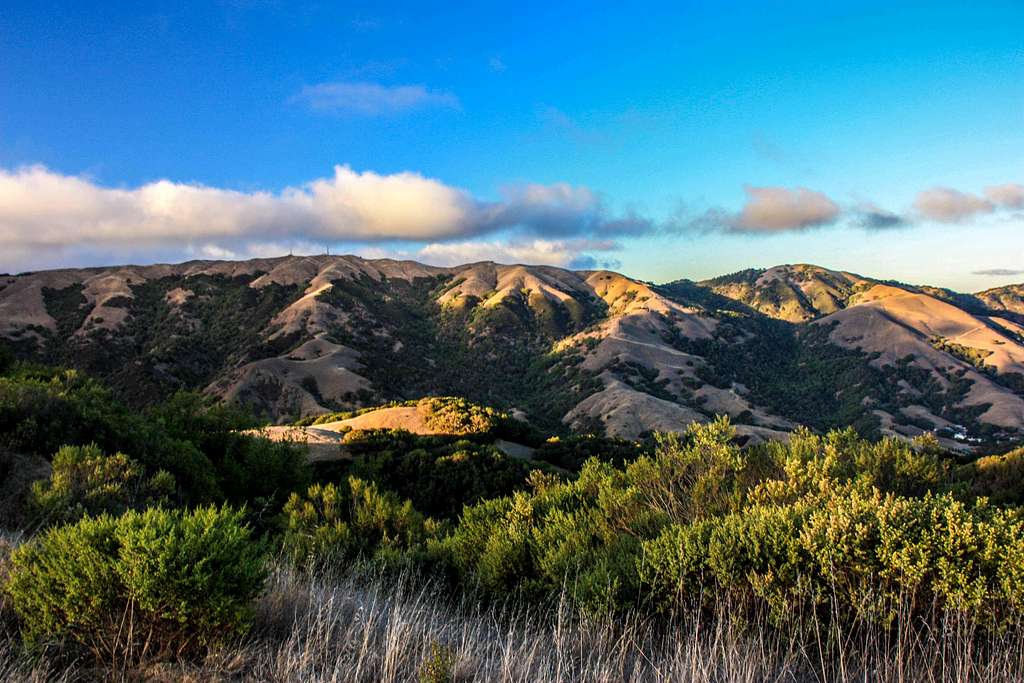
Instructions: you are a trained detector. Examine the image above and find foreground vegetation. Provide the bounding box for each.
[4,562,1024,683]
[3,346,1024,681]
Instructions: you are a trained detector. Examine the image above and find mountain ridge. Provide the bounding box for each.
[2,255,1023,451]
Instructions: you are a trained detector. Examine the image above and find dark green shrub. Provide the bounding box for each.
[0,450,50,528]
[0,343,13,376]
[147,391,311,511]
[0,368,220,502]
[4,506,267,665]
[0,532,19,637]
[30,444,175,526]
[533,433,648,470]
[442,493,534,595]
[0,379,307,509]
[282,481,353,565]
[215,433,310,513]
[442,461,661,611]
[350,438,534,519]
[704,503,809,614]
[637,519,715,608]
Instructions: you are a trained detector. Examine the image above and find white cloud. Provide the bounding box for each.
[913,187,994,223]
[0,164,477,247]
[728,186,840,232]
[0,164,644,272]
[686,186,840,234]
[293,81,460,116]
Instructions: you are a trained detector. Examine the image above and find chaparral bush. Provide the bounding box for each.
[282,477,439,567]
[30,443,175,526]
[4,505,267,666]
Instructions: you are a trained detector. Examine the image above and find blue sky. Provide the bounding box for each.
[1,1,1022,291]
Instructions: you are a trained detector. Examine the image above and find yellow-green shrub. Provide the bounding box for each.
[803,491,1024,619]
[642,487,1024,624]
[282,477,438,566]
[30,443,174,526]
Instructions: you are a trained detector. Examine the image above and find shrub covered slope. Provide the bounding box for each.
[2,351,1024,681]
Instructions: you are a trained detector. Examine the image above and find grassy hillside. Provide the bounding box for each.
[699,264,870,322]
[657,283,1002,440]
[313,273,603,432]
[39,273,304,404]
[10,265,605,434]
[3,256,1023,448]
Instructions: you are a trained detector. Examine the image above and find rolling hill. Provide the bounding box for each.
[699,264,871,321]
[2,256,1023,449]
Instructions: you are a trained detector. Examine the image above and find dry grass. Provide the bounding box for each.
[2,561,1023,682]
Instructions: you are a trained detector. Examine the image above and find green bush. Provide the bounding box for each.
[433,417,1024,625]
[442,461,662,611]
[148,391,310,510]
[811,491,1024,615]
[628,419,748,522]
[350,437,535,519]
[283,478,438,567]
[640,486,1024,624]
[443,492,535,596]
[956,448,1024,506]
[0,369,220,502]
[4,506,267,664]
[533,433,648,470]
[30,444,175,526]
[0,368,126,457]
[641,505,809,617]
[417,397,504,435]
[0,372,308,509]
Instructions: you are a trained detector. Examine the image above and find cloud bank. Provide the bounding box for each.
[1,162,1020,274]
[985,183,1024,209]
[0,165,634,272]
[910,184,1024,224]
